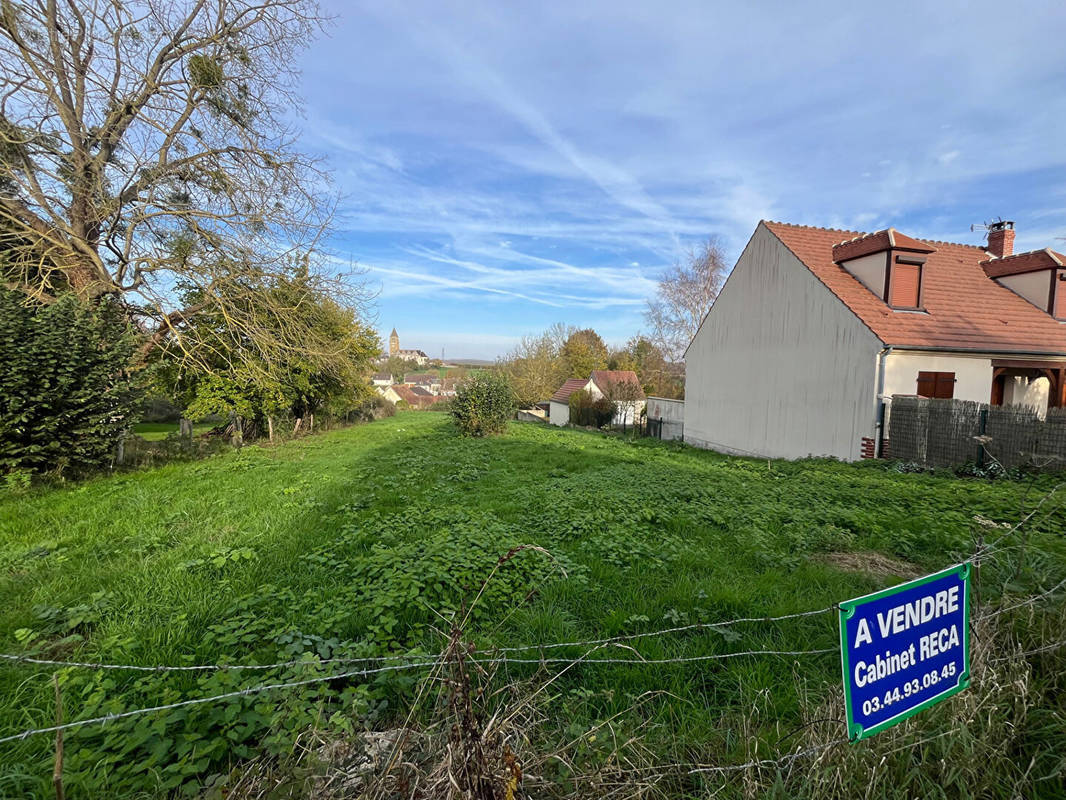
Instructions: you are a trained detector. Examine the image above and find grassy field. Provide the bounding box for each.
[132,422,215,441]
[0,413,1063,798]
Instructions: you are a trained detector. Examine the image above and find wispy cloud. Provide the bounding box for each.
[298,0,1066,358]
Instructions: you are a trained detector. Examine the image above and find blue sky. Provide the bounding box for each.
[296,1,1066,359]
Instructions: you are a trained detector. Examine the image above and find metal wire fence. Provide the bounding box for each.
[888,396,1066,469]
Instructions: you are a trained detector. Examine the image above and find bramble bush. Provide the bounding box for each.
[0,290,141,476]
[450,371,515,436]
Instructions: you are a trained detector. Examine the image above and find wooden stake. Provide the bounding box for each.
[267,416,274,442]
[52,675,65,800]
[292,418,302,435]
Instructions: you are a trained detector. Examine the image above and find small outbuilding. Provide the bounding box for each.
[548,371,646,427]
[548,379,589,426]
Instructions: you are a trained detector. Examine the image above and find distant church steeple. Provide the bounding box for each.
[389,328,399,357]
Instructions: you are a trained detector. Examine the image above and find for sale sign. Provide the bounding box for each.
[839,563,970,741]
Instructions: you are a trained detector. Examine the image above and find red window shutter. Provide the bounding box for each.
[934,372,955,399]
[917,371,955,399]
[916,371,936,398]
[890,263,921,308]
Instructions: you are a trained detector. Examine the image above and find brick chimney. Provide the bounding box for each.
[987,220,1015,258]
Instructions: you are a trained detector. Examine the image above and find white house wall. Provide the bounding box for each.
[882,351,992,403]
[548,401,570,426]
[883,350,1056,413]
[684,223,883,461]
[586,378,644,428]
[646,396,685,441]
[1005,375,1049,410]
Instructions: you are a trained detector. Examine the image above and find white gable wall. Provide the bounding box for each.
[548,400,570,426]
[684,223,884,460]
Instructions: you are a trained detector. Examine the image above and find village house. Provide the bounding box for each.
[404,373,442,394]
[549,370,646,427]
[684,220,1066,461]
[390,384,437,409]
[371,372,393,387]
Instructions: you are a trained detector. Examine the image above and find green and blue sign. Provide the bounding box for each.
[839,563,971,741]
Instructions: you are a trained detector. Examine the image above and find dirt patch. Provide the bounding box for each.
[818,550,922,580]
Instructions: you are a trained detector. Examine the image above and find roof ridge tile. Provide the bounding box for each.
[983,247,1059,263]
[763,220,858,234]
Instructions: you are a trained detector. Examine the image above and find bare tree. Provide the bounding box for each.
[499,329,564,408]
[600,372,643,431]
[644,237,729,362]
[0,0,359,375]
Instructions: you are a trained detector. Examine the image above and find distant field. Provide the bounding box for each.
[132,421,215,441]
[1,413,1063,798]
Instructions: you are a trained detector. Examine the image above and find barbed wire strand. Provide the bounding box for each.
[980,574,1066,620]
[0,645,842,745]
[0,658,442,747]
[613,737,849,785]
[472,648,837,667]
[688,738,848,775]
[2,551,1054,676]
[989,639,1066,663]
[3,535,1053,677]
[0,606,837,673]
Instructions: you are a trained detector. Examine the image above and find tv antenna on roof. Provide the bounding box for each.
[970,218,1012,241]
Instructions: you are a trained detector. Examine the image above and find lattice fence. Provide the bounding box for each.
[888,396,1066,469]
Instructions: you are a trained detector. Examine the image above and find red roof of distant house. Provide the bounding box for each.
[550,378,589,403]
[763,222,1066,355]
[391,384,435,408]
[409,386,434,397]
[589,370,645,398]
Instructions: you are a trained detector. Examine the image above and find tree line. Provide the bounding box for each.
[0,0,377,476]
[499,238,729,407]
[0,0,730,476]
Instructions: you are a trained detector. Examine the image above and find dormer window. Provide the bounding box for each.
[832,228,936,311]
[982,249,1066,319]
[888,255,925,309]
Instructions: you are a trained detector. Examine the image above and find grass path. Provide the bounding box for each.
[0,413,1062,797]
[132,422,215,441]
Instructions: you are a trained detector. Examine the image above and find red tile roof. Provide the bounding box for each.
[763,221,1066,356]
[589,370,646,398]
[391,384,436,408]
[550,378,589,403]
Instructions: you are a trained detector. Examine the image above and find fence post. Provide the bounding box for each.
[977,407,988,467]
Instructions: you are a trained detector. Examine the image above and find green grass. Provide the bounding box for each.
[132,422,214,441]
[0,412,1063,798]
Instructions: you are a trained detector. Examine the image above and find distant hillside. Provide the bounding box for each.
[447,358,495,367]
